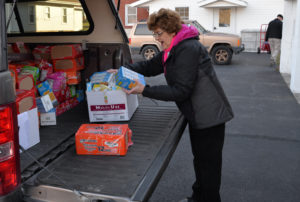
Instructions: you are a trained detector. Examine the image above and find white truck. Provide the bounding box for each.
[0,0,187,201]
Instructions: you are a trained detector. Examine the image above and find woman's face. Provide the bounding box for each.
[153,28,176,50]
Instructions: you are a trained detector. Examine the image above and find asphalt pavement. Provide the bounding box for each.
[132,52,300,202]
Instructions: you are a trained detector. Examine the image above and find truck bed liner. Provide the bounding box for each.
[21,99,187,202]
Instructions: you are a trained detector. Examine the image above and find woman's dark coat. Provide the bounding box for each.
[126,36,234,129]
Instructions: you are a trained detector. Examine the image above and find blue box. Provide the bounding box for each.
[115,66,146,90]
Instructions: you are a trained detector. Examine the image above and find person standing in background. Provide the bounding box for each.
[265,14,283,68]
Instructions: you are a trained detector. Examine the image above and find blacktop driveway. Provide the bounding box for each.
[135,52,300,202]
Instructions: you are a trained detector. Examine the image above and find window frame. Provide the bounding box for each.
[28,5,35,24]
[7,0,94,37]
[44,6,50,20]
[125,4,137,26]
[62,7,68,24]
[175,7,189,20]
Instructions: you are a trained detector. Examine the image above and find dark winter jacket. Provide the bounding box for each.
[126,25,234,129]
[265,18,283,41]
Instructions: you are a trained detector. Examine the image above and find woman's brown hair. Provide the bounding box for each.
[147,8,182,34]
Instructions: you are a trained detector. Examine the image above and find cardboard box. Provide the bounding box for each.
[53,57,84,72]
[50,44,83,60]
[115,66,146,90]
[40,108,56,126]
[16,89,37,114]
[17,74,35,91]
[18,108,40,151]
[86,90,138,122]
[75,124,132,155]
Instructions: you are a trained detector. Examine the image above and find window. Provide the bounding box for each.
[175,7,189,20]
[62,8,67,23]
[125,4,137,26]
[219,8,230,27]
[45,7,50,19]
[28,5,35,24]
[6,0,92,35]
[134,24,152,35]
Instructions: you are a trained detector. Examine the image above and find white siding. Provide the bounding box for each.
[138,0,284,35]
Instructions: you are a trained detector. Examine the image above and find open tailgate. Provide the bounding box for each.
[20,100,187,202]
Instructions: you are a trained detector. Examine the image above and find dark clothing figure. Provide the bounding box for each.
[265,16,283,67]
[265,18,283,41]
[126,23,233,202]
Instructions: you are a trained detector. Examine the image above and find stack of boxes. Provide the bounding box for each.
[7,42,85,151]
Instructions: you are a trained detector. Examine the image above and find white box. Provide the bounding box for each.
[40,109,56,126]
[17,108,40,151]
[86,90,138,122]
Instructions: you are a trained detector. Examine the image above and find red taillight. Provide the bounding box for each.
[128,38,131,45]
[0,103,20,196]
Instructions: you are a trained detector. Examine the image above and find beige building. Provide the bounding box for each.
[6,0,86,34]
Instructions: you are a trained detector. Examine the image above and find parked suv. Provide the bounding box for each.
[129,20,244,65]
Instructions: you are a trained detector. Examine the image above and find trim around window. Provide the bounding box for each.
[125,4,137,26]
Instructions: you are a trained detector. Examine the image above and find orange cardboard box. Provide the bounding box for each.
[75,124,133,156]
[17,74,35,91]
[50,44,82,60]
[53,57,84,72]
[66,71,81,85]
[16,89,37,114]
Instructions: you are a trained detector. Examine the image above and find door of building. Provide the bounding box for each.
[213,7,236,33]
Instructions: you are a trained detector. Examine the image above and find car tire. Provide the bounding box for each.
[141,45,159,60]
[211,45,233,65]
[257,47,261,54]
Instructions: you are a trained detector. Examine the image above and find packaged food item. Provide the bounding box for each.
[90,71,114,86]
[20,66,40,84]
[38,60,53,81]
[36,80,58,107]
[115,66,146,90]
[75,124,133,156]
[33,46,51,62]
[66,71,81,85]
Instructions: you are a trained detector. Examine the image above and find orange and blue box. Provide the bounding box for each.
[115,66,146,90]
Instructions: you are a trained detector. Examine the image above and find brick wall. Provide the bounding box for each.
[114,0,149,29]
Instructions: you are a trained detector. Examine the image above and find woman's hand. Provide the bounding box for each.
[124,79,145,95]
[106,69,118,74]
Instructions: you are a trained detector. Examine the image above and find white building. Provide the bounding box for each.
[130,0,284,52]
[281,0,300,95]
[130,0,284,35]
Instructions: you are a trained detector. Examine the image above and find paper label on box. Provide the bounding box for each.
[90,104,126,111]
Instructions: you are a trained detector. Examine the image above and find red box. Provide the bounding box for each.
[16,89,37,114]
[17,74,35,91]
[75,124,133,156]
[53,57,84,72]
[50,44,82,60]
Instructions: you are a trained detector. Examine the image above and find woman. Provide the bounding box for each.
[111,8,233,202]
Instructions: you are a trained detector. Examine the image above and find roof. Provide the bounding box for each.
[130,0,153,7]
[198,0,248,8]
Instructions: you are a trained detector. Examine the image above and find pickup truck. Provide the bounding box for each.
[0,0,187,201]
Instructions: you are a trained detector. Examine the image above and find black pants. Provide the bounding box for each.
[189,123,225,202]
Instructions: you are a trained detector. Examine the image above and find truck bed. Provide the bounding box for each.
[20,99,187,202]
